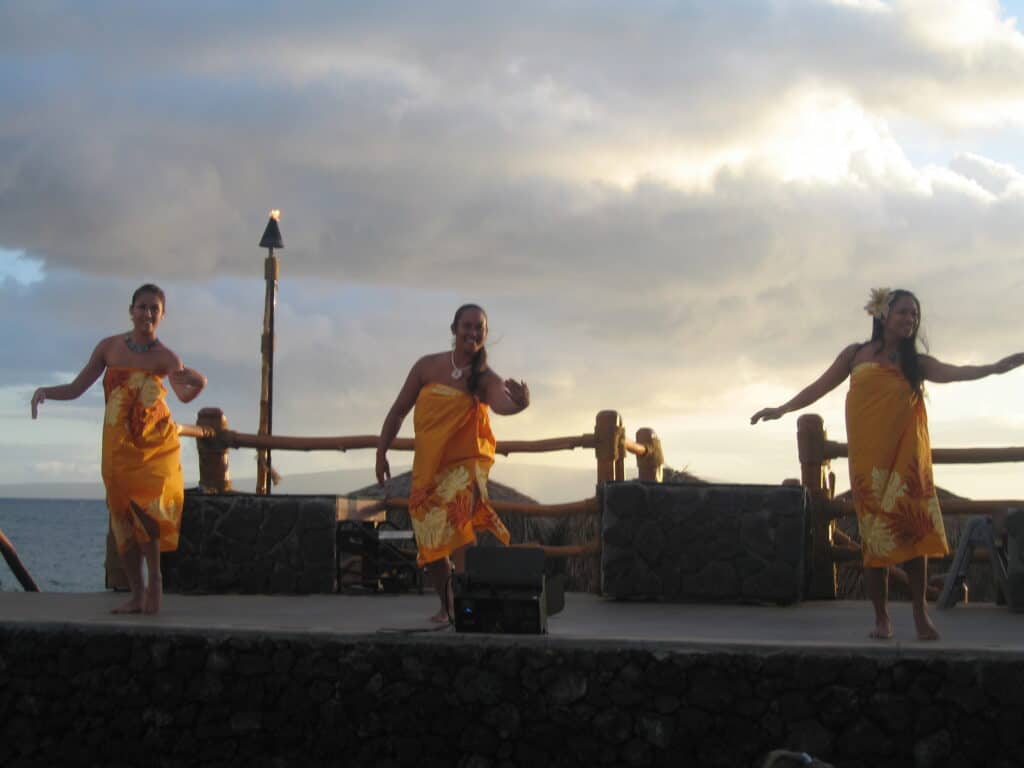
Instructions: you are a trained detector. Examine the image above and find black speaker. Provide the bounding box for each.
[454,547,549,634]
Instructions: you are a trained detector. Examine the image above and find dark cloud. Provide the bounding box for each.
[3,1,1024,282]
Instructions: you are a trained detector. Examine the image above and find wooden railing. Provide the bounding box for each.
[178,407,665,588]
[180,407,664,493]
[0,527,39,592]
[797,413,1024,599]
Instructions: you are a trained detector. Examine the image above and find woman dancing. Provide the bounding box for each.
[32,284,206,614]
[376,303,530,622]
[752,288,1024,640]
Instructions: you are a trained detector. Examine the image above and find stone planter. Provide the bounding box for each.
[601,482,806,604]
[161,491,338,594]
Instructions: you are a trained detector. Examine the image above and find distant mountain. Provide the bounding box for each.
[0,463,606,504]
[0,481,106,500]
[244,463,603,503]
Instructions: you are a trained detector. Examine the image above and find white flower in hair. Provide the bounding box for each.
[864,287,892,319]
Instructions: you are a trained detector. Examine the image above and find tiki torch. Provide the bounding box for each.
[257,209,284,495]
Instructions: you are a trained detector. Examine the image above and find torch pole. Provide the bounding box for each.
[257,247,279,495]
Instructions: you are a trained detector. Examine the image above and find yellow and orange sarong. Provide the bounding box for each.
[102,368,184,554]
[845,363,949,567]
[409,383,510,565]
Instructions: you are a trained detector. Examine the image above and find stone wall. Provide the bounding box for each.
[602,482,806,604]
[161,491,337,594]
[2,626,1022,768]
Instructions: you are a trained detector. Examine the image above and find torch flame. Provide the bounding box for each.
[269,209,281,221]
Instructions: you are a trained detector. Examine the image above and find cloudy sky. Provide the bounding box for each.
[3,0,1024,502]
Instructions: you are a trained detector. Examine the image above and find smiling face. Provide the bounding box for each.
[884,294,919,340]
[129,291,165,337]
[451,305,488,360]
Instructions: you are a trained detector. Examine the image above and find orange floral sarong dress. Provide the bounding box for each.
[102,368,184,554]
[845,363,949,567]
[409,383,510,566]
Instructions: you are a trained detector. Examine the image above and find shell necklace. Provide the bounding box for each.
[450,351,471,380]
[125,335,159,353]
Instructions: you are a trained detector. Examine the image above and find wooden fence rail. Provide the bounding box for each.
[797,413,1024,599]
[374,497,602,560]
[377,496,599,519]
[179,427,600,457]
[824,498,1024,520]
[0,527,39,592]
[820,439,1024,465]
[180,407,664,495]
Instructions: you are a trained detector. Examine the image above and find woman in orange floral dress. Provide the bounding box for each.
[31,284,206,615]
[377,304,530,622]
[752,289,1024,641]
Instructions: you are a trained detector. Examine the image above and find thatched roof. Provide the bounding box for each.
[345,471,538,504]
[661,466,707,484]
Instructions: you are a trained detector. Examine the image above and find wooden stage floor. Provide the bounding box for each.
[1,591,1021,657]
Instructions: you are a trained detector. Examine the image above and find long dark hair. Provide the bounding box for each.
[870,288,926,397]
[451,303,488,396]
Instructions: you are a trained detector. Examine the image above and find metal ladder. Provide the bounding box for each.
[937,516,1008,609]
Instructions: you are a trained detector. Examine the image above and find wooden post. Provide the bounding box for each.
[798,413,836,599]
[573,410,623,595]
[595,410,623,484]
[197,407,232,494]
[635,427,663,482]
[256,252,279,495]
[0,527,40,591]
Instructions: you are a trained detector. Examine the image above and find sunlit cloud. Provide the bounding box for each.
[902,0,1022,50]
[823,0,891,12]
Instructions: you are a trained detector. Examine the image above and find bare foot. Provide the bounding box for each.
[143,578,162,615]
[112,596,143,614]
[913,607,940,641]
[869,616,894,640]
[428,580,454,624]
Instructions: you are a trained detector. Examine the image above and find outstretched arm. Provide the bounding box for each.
[750,344,858,424]
[30,340,109,419]
[482,373,530,416]
[375,361,424,484]
[921,352,1024,384]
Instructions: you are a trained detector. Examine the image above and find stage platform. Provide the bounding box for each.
[1,591,1021,656]
[4,592,1024,766]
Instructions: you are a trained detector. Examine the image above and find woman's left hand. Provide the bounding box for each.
[30,388,46,419]
[505,379,530,411]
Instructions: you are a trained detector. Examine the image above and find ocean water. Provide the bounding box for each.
[0,498,108,592]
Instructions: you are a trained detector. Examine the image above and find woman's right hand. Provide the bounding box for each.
[30,388,46,420]
[992,352,1024,374]
[375,452,391,485]
[750,406,784,424]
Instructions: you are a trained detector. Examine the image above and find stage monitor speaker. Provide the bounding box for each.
[454,547,549,634]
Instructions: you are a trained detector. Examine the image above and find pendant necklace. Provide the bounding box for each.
[887,350,899,363]
[450,351,470,380]
[125,335,159,354]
